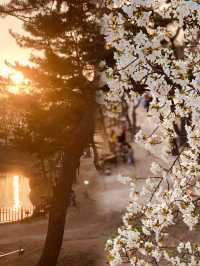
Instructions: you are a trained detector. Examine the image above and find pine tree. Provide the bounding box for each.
[2,1,105,265]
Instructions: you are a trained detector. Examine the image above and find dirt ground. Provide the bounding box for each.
[0,107,197,266]
[0,143,156,266]
[0,107,163,266]
[1,107,182,266]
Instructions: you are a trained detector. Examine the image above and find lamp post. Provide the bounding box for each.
[83,180,90,199]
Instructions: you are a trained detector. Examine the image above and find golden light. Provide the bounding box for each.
[10,72,24,84]
[84,180,90,185]
[0,65,24,84]
[13,175,21,209]
[8,86,20,94]
[0,65,11,78]
[1,66,26,94]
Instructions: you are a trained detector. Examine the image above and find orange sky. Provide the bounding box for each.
[0,16,30,68]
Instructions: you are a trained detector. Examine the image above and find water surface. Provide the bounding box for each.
[0,174,32,208]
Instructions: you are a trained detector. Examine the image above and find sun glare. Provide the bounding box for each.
[0,65,11,78]
[8,86,20,94]
[10,72,24,84]
[0,66,27,94]
[13,175,20,209]
[0,66,25,85]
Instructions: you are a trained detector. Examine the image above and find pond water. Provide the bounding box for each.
[0,174,32,208]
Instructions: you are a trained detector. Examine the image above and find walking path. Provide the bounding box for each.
[0,106,194,266]
[0,107,162,266]
[0,141,158,266]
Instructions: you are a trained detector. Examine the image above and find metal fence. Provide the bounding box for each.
[0,207,34,223]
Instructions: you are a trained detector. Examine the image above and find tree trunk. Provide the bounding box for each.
[132,105,137,137]
[37,152,78,266]
[40,156,47,180]
[37,85,95,266]
[179,117,187,147]
[91,138,102,171]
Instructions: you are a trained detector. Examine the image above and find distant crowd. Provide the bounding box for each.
[108,125,134,165]
[107,92,153,165]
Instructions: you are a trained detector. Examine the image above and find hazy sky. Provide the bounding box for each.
[0,16,30,68]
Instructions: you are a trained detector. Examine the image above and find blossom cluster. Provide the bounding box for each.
[101,0,200,265]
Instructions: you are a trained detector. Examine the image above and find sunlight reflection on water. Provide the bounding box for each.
[0,174,32,208]
[13,175,20,208]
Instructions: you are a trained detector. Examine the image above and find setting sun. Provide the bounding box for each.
[0,1,200,265]
[10,72,24,84]
[0,65,24,84]
[0,66,26,94]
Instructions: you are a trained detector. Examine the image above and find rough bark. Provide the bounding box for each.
[37,152,78,266]
[37,92,95,266]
